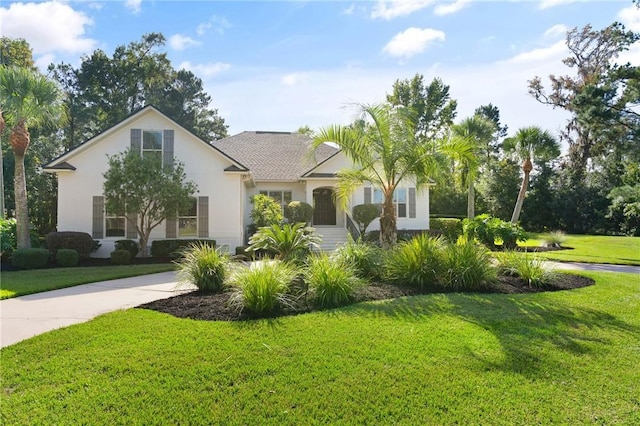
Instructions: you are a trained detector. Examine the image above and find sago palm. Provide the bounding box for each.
[313,103,474,249]
[0,66,66,248]
[451,115,496,219]
[504,126,559,224]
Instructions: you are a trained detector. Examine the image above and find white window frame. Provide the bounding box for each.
[259,190,293,210]
[178,198,198,237]
[142,130,163,160]
[373,187,408,218]
[105,208,126,238]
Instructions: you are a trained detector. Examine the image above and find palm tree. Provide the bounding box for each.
[313,103,474,249]
[0,66,66,248]
[504,126,560,224]
[451,116,496,219]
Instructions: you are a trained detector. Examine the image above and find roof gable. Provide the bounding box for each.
[44,105,248,172]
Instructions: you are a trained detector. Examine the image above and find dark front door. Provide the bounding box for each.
[313,188,336,225]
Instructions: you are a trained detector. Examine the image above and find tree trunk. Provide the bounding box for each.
[379,192,397,249]
[13,151,31,248]
[139,216,149,257]
[511,158,532,224]
[467,180,475,220]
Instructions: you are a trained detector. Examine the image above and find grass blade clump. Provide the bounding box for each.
[498,251,558,288]
[439,242,497,290]
[542,230,567,248]
[247,223,321,264]
[176,242,230,293]
[384,234,444,290]
[228,260,297,315]
[305,253,364,308]
[331,238,383,280]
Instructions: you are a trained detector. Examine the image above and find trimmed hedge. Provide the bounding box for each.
[11,248,50,269]
[110,250,132,265]
[115,239,139,258]
[150,239,216,258]
[56,249,80,267]
[284,201,313,224]
[46,231,94,258]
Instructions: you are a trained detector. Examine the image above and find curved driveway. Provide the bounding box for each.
[1,262,638,349]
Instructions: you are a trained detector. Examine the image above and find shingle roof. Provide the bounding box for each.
[212,131,339,181]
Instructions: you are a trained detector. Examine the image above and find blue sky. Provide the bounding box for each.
[2,1,639,139]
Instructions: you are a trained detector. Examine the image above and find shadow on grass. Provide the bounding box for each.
[339,292,638,376]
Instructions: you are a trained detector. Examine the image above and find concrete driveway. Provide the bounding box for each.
[1,271,193,349]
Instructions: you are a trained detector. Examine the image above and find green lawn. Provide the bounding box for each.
[520,234,640,265]
[2,271,639,424]
[0,264,175,299]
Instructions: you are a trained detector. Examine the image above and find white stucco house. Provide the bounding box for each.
[44,106,431,257]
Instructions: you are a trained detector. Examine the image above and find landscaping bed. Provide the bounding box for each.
[138,273,593,322]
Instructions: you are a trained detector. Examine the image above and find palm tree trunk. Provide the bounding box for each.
[14,151,31,248]
[511,168,531,224]
[379,192,397,249]
[467,180,475,220]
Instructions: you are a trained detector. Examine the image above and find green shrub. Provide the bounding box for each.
[439,242,497,290]
[110,250,132,265]
[1,218,41,258]
[250,194,284,228]
[352,204,380,234]
[497,251,558,288]
[228,260,297,315]
[115,239,139,258]
[46,231,94,258]
[247,223,320,264]
[56,249,80,267]
[463,214,527,250]
[284,201,313,224]
[150,239,216,258]
[332,238,383,280]
[430,218,463,243]
[176,243,230,293]
[305,253,363,308]
[11,248,50,269]
[384,234,444,290]
[542,231,567,248]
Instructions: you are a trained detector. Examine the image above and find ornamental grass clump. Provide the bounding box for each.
[439,241,497,290]
[227,260,297,315]
[542,230,567,248]
[498,251,558,288]
[305,253,364,308]
[176,242,230,293]
[384,234,444,290]
[331,238,383,280]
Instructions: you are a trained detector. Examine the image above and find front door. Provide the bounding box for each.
[313,188,336,225]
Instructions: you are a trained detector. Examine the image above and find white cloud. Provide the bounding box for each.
[169,34,201,51]
[434,0,471,17]
[543,24,569,39]
[539,0,578,10]
[125,0,142,14]
[371,0,435,20]
[0,2,96,55]
[196,15,232,36]
[618,5,640,32]
[281,73,308,86]
[179,61,231,78]
[342,3,356,15]
[506,40,567,65]
[382,27,445,59]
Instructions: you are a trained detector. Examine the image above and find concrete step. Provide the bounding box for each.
[313,227,349,252]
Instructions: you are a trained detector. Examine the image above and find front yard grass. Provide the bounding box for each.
[520,234,640,265]
[0,264,175,300]
[1,271,639,425]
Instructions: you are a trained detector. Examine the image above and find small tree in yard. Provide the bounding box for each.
[103,150,197,256]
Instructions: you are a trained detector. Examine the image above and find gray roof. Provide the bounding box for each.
[212,131,339,181]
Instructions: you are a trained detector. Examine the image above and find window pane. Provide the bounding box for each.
[284,191,292,204]
[269,191,282,204]
[396,188,407,203]
[259,190,268,196]
[398,203,407,218]
[373,189,383,204]
[179,198,197,216]
[178,218,197,237]
[105,218,125,237]
[143,131,162,150]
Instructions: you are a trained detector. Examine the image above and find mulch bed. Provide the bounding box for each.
[138,273,594,322]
